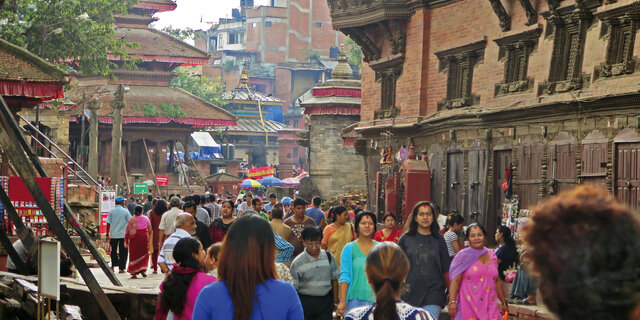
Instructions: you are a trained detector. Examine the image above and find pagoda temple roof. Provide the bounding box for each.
[113,27,209,65]
[135,0,177,13]
[0,38,69,101]
[70,84,237,127]
[218,118,286,134]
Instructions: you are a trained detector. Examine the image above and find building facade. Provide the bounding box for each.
[327,0,640,236]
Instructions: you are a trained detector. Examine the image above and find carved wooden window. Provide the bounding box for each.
[539,7,593,95]
[371,57,403,119]
[494,29,540,96]
[594,5,640,80]
[435,40,486,110]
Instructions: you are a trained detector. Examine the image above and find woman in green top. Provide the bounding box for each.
[336,211,379,317]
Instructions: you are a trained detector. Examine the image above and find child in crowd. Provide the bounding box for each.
[204,243,222,278]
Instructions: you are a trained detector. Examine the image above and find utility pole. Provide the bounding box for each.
[109,84,125,187]
[87,97,100,180]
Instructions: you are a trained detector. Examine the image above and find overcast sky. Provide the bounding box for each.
[153,0,272,31]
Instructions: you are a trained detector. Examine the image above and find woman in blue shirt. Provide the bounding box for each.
[192,215,303,320]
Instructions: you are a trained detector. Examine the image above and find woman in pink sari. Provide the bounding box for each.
[448,223,507,320]
[126,205,151,278]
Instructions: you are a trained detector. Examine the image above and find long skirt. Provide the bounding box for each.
[127,229,150,275]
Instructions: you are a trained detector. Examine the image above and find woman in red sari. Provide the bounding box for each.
[374,213,403,243]
[209,200,236,244]
[126,205,152,278]
[149,199,168,274]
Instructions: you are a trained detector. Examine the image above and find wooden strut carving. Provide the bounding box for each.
[489,0,511,31]
[519,0,538,25]
[0,95,122,320]
[342,27,381,62]
[379,20,406,55]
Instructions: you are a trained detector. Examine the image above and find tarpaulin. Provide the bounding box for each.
[0,81,64,100]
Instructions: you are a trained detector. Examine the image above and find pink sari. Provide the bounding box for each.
[456,250,501,320]
[126,215,151,275]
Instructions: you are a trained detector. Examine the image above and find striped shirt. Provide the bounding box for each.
[290,249,339,296]
[158,228,191,270]
[444,230,459,257]
[206,203,221,220]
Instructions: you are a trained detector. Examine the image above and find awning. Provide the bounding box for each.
[190,132,222,160]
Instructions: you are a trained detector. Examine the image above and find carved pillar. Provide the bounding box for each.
[109,84,125,187]
[87,98,100,180]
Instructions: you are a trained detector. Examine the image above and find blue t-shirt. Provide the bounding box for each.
[305,207,325,226]
[106,205,131,239]
[193,279,304,320]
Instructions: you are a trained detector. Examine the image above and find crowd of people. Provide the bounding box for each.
[101,185,640,320]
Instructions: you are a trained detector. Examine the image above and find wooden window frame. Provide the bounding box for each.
[435,40,486,110]
[538,6,593,95]
[594,4,640,80]
[494,29,541,96]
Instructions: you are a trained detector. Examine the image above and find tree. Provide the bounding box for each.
[0,0,139,76]
[345,37,362,74]
[160,26,200,42]
[170,70,228,107]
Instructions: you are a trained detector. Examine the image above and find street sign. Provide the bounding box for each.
[155,176,169,186]
[134,183,148,194]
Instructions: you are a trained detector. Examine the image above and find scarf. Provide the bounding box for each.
[171,264,200,275]
[212,218,234,233]
[449,246,488,281]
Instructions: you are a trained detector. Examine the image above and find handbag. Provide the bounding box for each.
[505,270,517,283]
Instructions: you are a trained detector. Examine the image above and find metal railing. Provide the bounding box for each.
[18,115,105,193]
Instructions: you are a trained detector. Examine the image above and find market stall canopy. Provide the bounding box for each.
[241,179,262,188]
[259,176,284,186]
[0,38,69,109]
[282,177,300,187]
[190,132,222,160]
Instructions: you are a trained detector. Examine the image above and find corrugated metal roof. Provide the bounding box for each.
[219,118,286,134]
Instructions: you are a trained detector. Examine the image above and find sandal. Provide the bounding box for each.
[519,298,534,305]
[141,272,147,278]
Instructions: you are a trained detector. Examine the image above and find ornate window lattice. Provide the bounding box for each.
[494,29,541,96]
[538,6,593,95]
[594,3,640,80]
[435,40,486,110]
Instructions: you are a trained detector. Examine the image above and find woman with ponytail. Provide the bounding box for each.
[345,242,434,320]
[154,238,216,320]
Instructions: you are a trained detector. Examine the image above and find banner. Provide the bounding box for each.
[134,183,148,194]
[100,191,116,213]
[247,166,275,179]
[8,177,52,202]
[99,214,108,235]
[155,176,169,186]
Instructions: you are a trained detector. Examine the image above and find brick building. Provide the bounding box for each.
[327,0,640,236]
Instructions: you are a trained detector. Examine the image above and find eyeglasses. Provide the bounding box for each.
[305,242,321,248]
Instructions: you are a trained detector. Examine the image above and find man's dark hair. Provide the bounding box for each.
[271,204,284,219]
[301,225,322,241]
[251,198,261,206]
[525,186,640,320]
[269,193,277,199]
[208,194,216,202]
[147,194,153,201]
[183,201,196,211]
[192,195,201,206]
[312,196,321,207]
[200,194,207,204]
[293,198,307,208]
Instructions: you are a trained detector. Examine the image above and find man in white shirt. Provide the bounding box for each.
[237,194,253,213]
[158,196,183,247]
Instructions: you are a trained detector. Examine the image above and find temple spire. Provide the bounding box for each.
[331,43,353,80]
[239,62,250,89]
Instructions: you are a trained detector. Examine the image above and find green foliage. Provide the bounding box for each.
[134,103,186,118]
[0,0,139,76]
[170,70,228,107]
[160,25,200,41]
[345,37,362,74]
[221,59,238,72]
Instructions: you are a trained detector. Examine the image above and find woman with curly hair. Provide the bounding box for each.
[193,215,303,320]
[345,242,434,320]
[154,237,216,320]
[524,185,640,320]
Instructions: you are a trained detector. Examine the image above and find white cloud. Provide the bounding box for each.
[153,0,272,31]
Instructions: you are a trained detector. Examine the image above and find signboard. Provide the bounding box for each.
[99,214,108,235]
[38,240,60,300]
[155,176,169,186]
[100,191,116,213]
[247,166,276,179]
[8,176,52,202]
[134,183,148,194]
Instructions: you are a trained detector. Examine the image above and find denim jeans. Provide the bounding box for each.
[422,304,442,319]
[346,298,372,312]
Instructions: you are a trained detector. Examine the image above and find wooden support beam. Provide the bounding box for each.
[142,138,162,196]
[489,0,511,31]
[519,0,538,25]
[0,224,31,275]
[0,187,35,254]
[0,96,121,320]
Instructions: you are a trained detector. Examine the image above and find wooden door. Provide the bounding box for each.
[446,151,464,215]
[467,140,488,224]
[548,133,578,194]
[581,142,607,187]
[615,142,640,211]
[492,149,511,237]
[515,136,543,209]
[428,144,444,207]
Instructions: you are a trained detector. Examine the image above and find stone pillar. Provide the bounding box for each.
[109,84,125,187]
[87,98,100,180]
